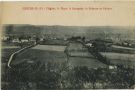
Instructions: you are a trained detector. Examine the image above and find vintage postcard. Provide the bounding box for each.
[1,1,135,89]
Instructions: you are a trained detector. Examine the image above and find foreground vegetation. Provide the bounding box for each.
[2,60,135,90]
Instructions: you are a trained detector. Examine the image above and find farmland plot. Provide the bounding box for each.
[67,42,108,68]
[100,52,135,66]
[9,44,108,68]
[69,57,107,68]
[11,45,68,65]
[32,45,66,51]
[67,42,135,67]
[7,42,135,68]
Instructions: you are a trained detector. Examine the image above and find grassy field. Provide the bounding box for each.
[2,41,135,68]
[32,45,66,51]
[8,44,109,68]
[67,42,135,67]
[69,57,107,68]
[100,52,135,66]
[11,45,67,66]
[40,39,68,45]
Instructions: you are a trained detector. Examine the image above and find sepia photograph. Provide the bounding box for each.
[1,25,135,89]
[1,1,135,90]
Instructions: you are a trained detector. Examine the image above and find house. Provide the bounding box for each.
[12,39,20,43]
[21,39,29,43]
[1,36,9,41]
[85,43,93,47]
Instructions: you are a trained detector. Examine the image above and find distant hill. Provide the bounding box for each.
[3,24,135,41]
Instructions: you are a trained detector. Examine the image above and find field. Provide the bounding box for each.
[11,45,67,66]
[68,42,135,67]
[2,42,135,68]
[6,44,106,68]
[69,57,107,68]
[32,45,66,51]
